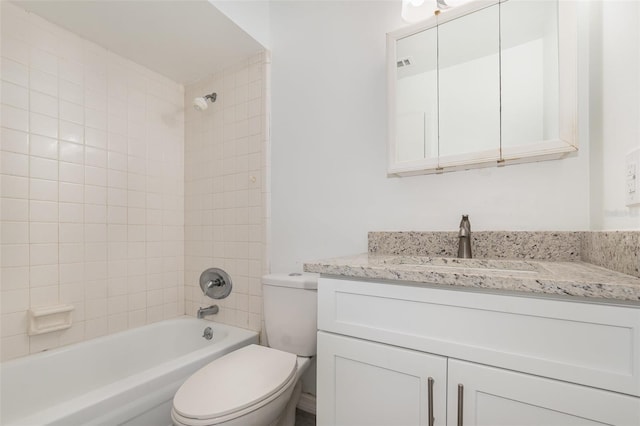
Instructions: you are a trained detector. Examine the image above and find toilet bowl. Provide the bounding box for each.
[171,273,318,426]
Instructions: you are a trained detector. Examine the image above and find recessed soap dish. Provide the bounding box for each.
[28,304,74,335]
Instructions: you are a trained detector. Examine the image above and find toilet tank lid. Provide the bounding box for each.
[262,273,319,289]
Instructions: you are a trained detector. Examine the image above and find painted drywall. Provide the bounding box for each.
[589,0,640,230]
[268,0,592,274]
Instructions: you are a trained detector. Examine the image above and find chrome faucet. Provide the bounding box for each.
[457,214,472,259]
[197,305,219,319]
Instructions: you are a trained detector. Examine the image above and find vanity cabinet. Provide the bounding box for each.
[316,277,640,426]
[318,332,446,426]
[446,360,639,426]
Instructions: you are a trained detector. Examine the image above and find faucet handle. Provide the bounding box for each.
[199,268,232,300]
[205,279,222,290]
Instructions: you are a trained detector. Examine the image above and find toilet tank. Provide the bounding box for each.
[262,273,318,357]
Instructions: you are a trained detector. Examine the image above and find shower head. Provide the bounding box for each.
[193,97,208,111]
[193,92,217,111]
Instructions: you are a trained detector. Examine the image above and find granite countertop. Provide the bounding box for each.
[303,254,640,303]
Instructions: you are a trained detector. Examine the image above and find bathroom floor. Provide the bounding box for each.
[295,409,316,426]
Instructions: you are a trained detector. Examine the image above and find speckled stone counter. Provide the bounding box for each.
[368,231,640,278]
[581,231,640,278]
[368,231,582,261]
[303,254,640,303]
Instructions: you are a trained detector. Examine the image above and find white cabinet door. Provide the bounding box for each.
[317,331,447,426]
[447,359,640,426]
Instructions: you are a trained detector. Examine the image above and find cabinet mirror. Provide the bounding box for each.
[387,0,577,176]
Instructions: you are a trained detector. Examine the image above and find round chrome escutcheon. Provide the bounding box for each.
[199,268,232,299]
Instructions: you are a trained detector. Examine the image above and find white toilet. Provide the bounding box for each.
[171,273,318,426]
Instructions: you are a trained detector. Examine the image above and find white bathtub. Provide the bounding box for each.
[0,317,258,426]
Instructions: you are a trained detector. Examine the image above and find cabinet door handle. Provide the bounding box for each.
[457,384,464,426]
[428,377,434,426]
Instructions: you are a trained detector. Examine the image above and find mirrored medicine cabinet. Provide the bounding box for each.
[387,0,577,176]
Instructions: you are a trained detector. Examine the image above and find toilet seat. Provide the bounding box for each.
[172,345,297,425]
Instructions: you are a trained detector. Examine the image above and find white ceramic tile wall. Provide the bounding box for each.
[0,2,185,361]
[184,52,269,333]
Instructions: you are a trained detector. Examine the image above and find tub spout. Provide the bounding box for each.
[197,305,219,319]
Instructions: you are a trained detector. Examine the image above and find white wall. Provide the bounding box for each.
[268,1,592,273]
[589,0,640,230]
[1,2,185,361]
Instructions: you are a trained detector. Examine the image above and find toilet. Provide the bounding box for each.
[171,273,318,426]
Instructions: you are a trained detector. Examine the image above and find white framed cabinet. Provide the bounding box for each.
[317,332,447,426]
[316,277,640,426]
[447,360,639,426]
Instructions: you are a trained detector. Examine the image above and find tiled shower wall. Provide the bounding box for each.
[184,52,269,333]
[0,3,185,361]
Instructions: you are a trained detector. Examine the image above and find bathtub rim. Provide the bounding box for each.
[1,316,259,426]
[1,315,249,367]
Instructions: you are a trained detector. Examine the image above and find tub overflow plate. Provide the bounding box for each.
[202,327,213,340]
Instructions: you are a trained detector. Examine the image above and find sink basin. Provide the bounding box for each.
[373,256,540,274]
